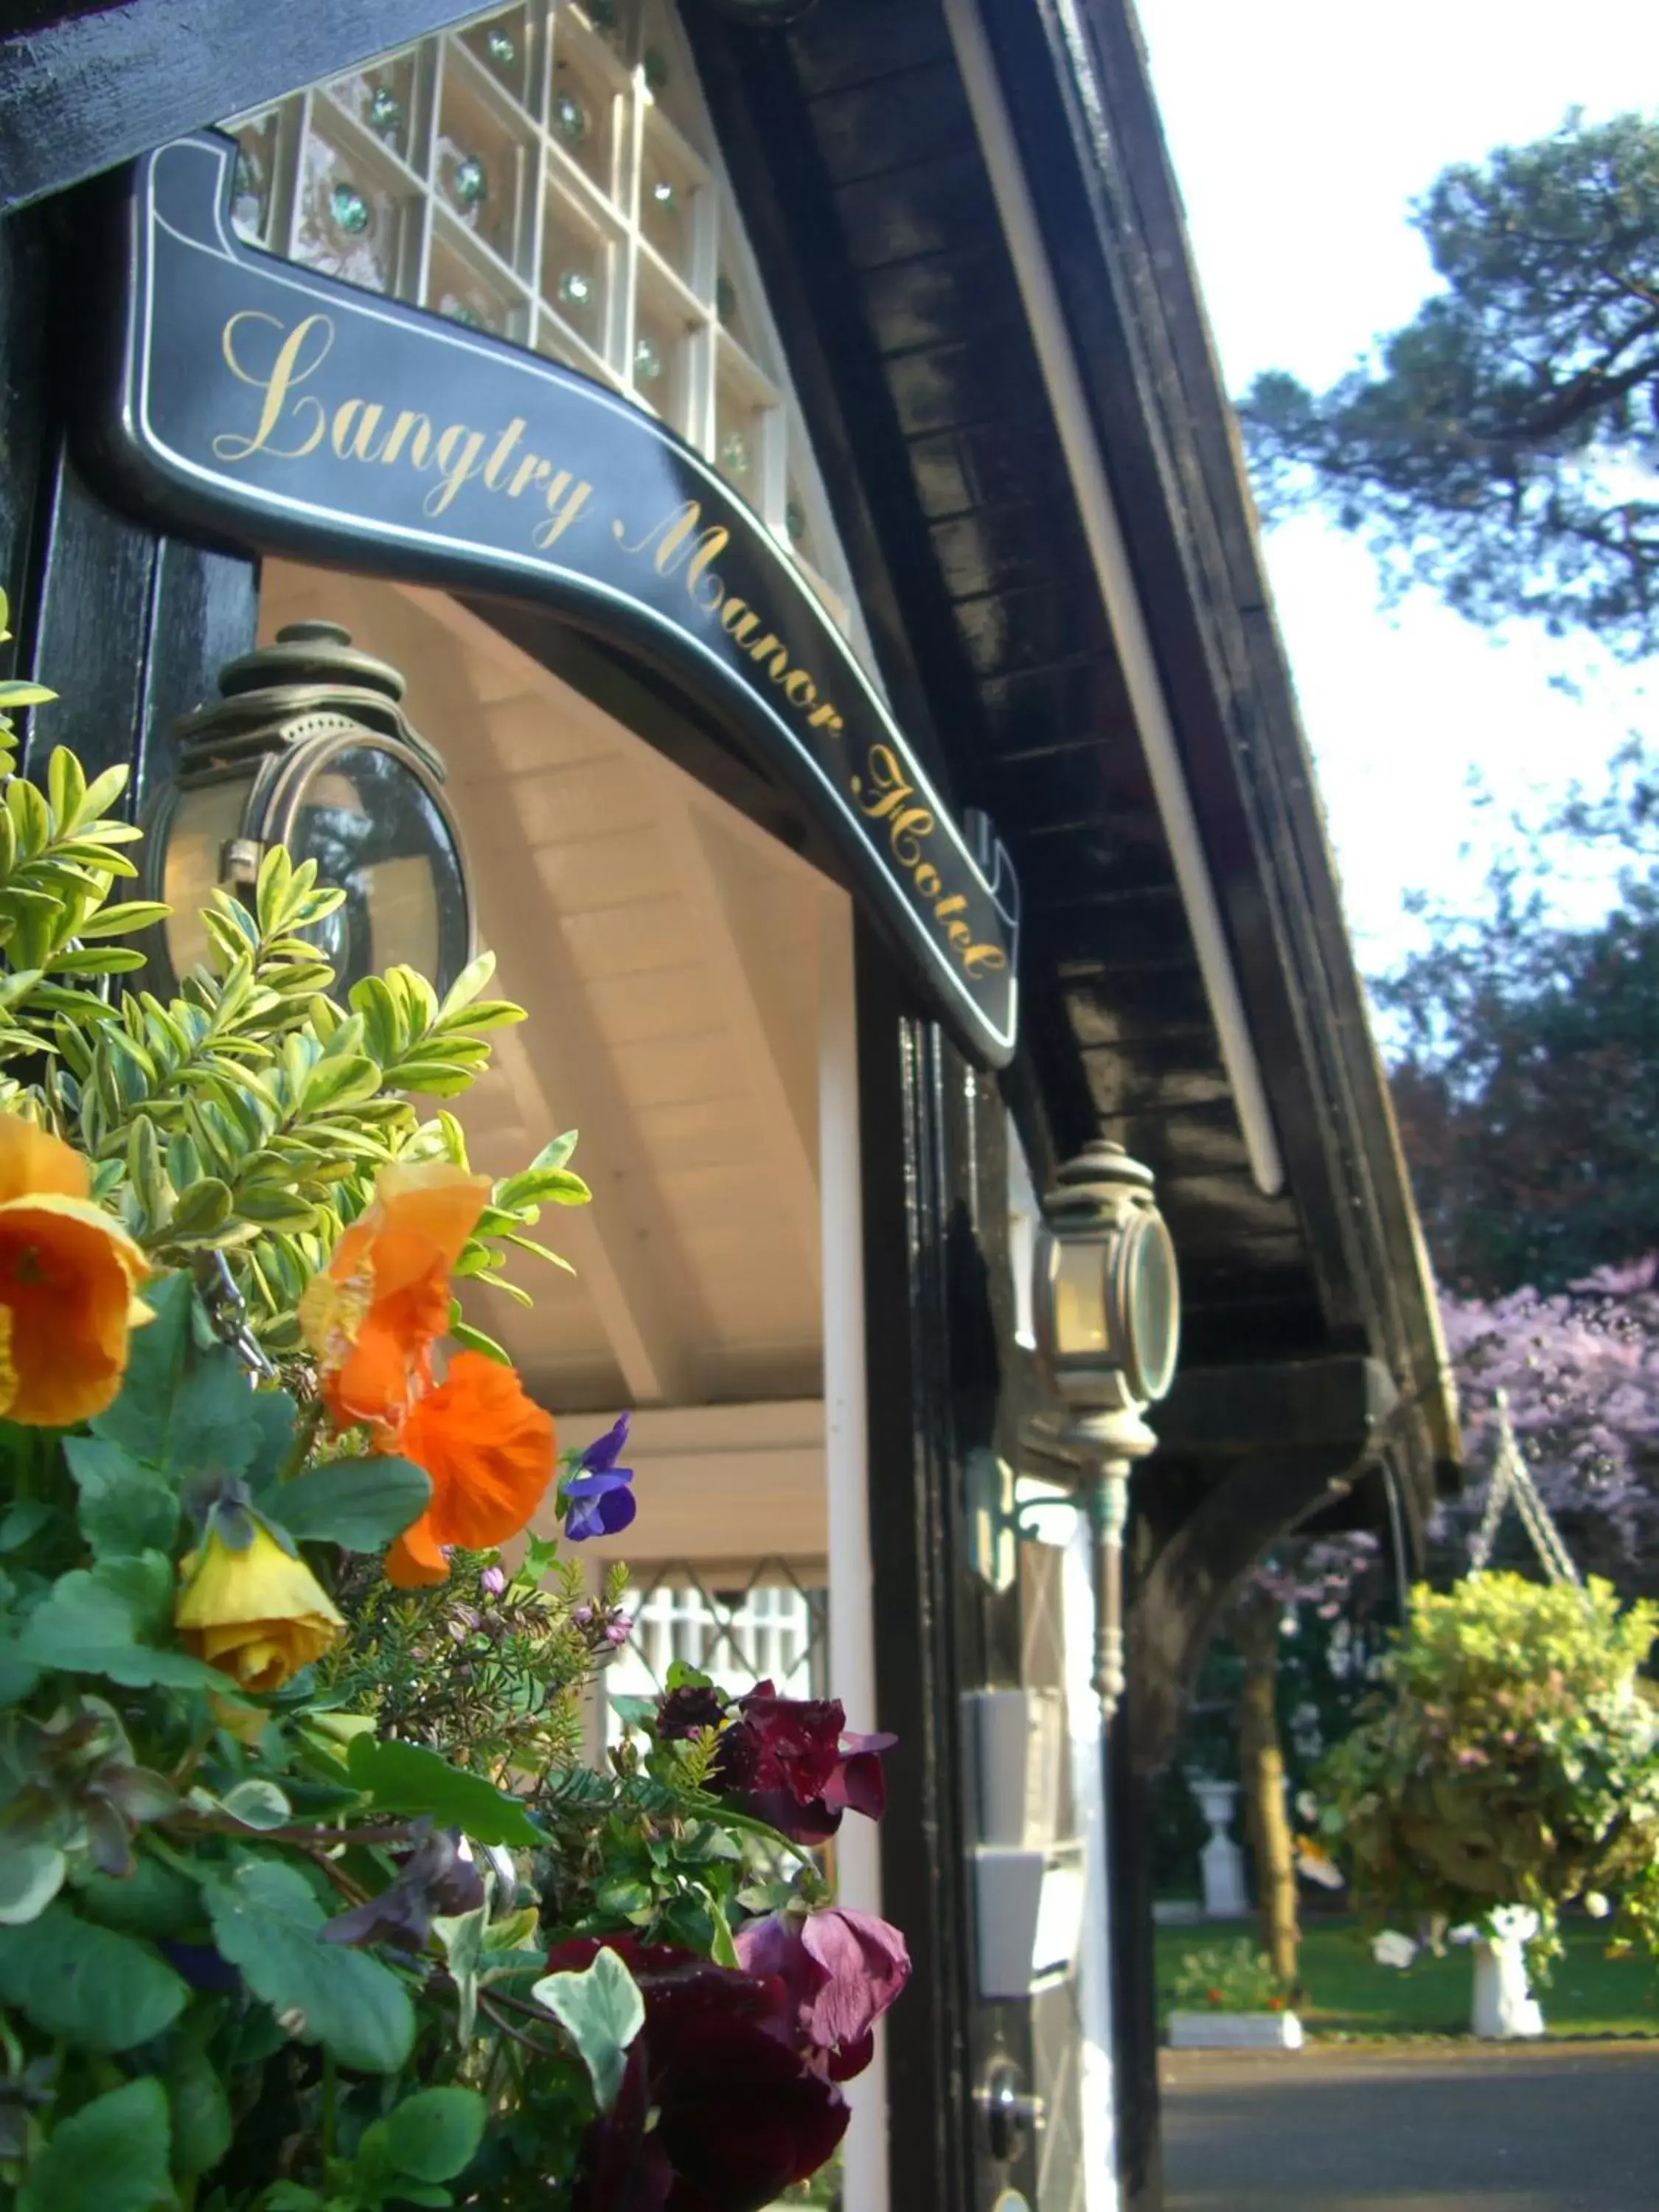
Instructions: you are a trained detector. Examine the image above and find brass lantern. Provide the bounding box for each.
[1032,1141,1180,1720]
[145,621,474,998]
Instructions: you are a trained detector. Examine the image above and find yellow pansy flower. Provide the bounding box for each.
[175,1523,345,1692]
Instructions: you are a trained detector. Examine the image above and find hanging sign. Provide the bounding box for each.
[86,134,1020,1066]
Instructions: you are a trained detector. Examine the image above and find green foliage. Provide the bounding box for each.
[346,1733,540,1847]
[1318,1573,1659,1959]
[532,1947,645,2111]
[15,2078,172,2212]
[0,773,579,1345]
[1166,1938,1290,2016]
[320,1548,595,1788]
[0,700,850,2212]
[1240,109,1659,658]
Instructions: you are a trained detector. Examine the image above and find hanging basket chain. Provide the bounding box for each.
[1467,1388,1582,1587]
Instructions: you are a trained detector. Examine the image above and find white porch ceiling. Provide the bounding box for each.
[257,561,834,1421]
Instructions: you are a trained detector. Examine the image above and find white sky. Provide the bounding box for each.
[1133,0,1659,968]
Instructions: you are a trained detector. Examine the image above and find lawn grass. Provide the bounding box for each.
[1155,1915,1659,2040]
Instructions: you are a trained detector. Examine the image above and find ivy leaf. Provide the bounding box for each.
[265,1456,431,1551]
[531,1947,645,2112]
[383,2087,488,2182]
[432,1899,487,2042]
[16,2078,171,2212]
[0,1841,66,1926]
[203,1858,414,2075]
[346,1735,539,1847]
[220,1778,294,1830]
[63,1436,178,1558]
[0,1903,187,2050]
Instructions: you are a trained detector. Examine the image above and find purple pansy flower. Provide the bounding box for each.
[562,1413,636,1542]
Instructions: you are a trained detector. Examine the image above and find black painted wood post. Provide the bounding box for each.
[855,911,1041,2212]
[1,191,258,809]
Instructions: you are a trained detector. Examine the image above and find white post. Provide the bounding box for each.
[1063,1508,1121,2208]
[818,890,889,2212]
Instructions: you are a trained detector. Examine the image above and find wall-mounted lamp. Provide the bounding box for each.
[145,622,474,1000]
[1031,1140,1180,1722]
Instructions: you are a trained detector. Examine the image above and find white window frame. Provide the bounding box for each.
[222,0,877,667]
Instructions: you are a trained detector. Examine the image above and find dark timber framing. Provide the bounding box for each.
[0,4,1458,2208]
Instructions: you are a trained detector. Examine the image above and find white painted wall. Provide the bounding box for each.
[818,887,891,2212]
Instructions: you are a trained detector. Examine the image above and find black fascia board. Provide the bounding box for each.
[0,0,483,217]
[968,0,1458,1500]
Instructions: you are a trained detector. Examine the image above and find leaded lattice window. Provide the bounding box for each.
[604,1557,828,1745]
[220,0,864,641]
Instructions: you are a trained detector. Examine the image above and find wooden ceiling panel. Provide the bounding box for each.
[257,560,827,1418]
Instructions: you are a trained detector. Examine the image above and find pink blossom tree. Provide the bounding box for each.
[1437,1256,1659,1594]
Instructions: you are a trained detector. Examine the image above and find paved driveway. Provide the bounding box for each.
[1161,2042,1659,2212]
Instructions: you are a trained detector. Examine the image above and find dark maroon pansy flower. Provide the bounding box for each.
[714,1683,896,1843]
[552,1936,849,2212]
[655,1684,729,1739]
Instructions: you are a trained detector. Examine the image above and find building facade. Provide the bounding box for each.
[0,4,1458,2208]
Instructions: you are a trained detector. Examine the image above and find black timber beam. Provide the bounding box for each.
[0,0,482,215]
[1131,1352,1401,1770]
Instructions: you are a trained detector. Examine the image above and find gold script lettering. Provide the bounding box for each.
[533,470,594,549]
[213,311,334,462]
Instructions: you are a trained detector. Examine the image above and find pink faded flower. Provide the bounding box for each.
[735,1905,911,2081]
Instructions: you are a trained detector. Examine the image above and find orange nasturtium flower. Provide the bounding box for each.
[175,1521,345,1691]
[299,1158,491,1439]
[386,1352,557,1587]
[300,1157,556,1587]
[0,1115,152,1426]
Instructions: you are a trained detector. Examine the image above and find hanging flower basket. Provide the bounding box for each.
[1315,1568,1659,2020]
[0,606,910,2211]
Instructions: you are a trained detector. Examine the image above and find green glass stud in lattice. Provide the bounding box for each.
[369,86,403,139]
[633,335,664,383]
[651,177,677,211]
[716,274,737,323]
[643,47,669,94]
[443,302,487,330]
[785,499,807,545]
[558,270,594,310]
[589,0,618,26]
[330,182,371,237]
[486,25,518,69]
[720,430,751,476]
[554,91,588,144]
[453,156,488,209]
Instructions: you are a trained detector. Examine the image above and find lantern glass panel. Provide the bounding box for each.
[283,745,469,994]
[1050,1237,1109,1359]
[162,776,255,981]
[1126,1212,1180,1401]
